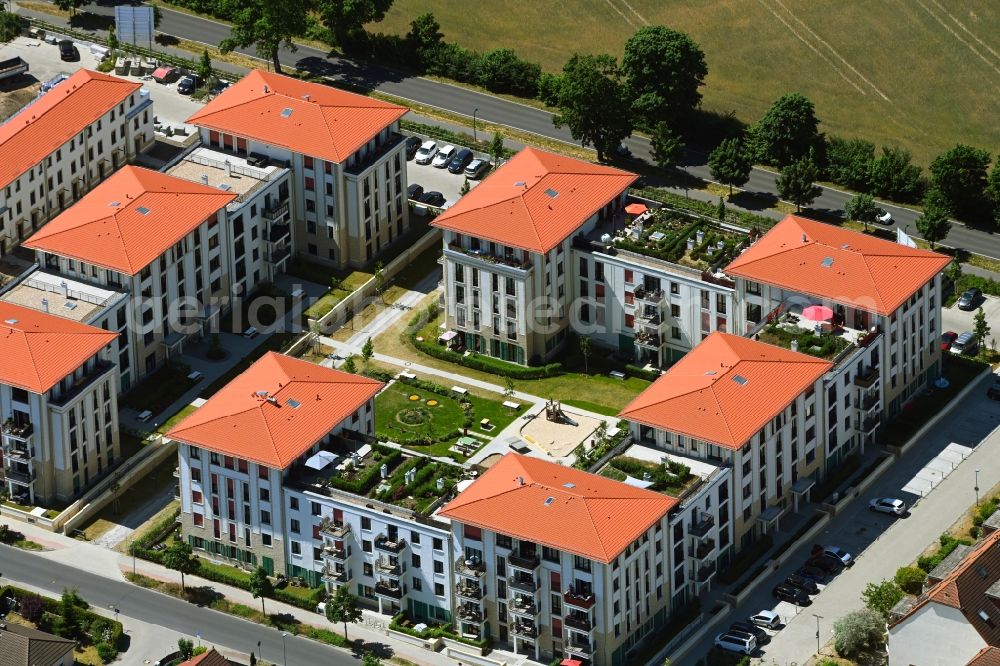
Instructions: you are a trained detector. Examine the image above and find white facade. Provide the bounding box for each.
[888,603,986,666]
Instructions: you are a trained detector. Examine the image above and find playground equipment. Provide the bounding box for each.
[545,400,578,427]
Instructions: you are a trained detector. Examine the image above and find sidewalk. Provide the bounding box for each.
[2,519,461,666]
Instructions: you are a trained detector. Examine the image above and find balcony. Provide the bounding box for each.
[456,559,486,579]
[2,442,32,462]
[374,534,407,554]
[854,366,880,388]
[321,567,351,584]
[263,200,290,222]
[510,621,538,639]
[636,310,661,326]
[635,332,662,349]
[689,514,715,539]
[376,559,403,577]
[266,246,291,265]
[563,589,596,610]
[321,545,348,563]
[48,361,115,408]
[266,224,291,245]
[319,519,351,539]
[507,552,539,572]
[693,562,716,583]
[509,596,538,617]
[1,421,33,441]
[446,243,533,273]
[564,613,593,632]
[345,132,404,176]
[565,640,594,657]
[455,582,484,601]
[508,576,537,593]
[374,581,403,600]
[860,416,880,434]
[688,538,716,561]
[859,393,879,411]
[457,605,483,623]
[5,467,35,486]
[634,286,664,304]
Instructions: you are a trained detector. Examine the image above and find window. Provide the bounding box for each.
[290,519,300,534]
[289,497,299,511]
[412,577,422,591]
[433,538,443,550]
[434,560,444,574]
[363,540,372,553]
[193,513,204,527]
[434,583,445,597]
[262,533,272,546]
[257,465,269,480]
[260,510,271,525]
[259,487,270,502]
[291,541,301,555]
[411,554,421,568]
[361,517,371,530]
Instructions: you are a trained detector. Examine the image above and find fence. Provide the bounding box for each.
[21,276,110,306]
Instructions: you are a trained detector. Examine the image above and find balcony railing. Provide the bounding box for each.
[634,286,664,303]
[263,201,290,221]
[319,519,350,538]
[853,367,880,388]
[5,468,35,485]
[688,538,716,560]
[563,589,596,610]
[511,622,537,639]
[322,567,351,583]
[1,421,33,440]
[860,416,880,433]
[859,393,879,410]
[321,546,348,563]
[374,581,403,599]
[509,597,538,616]
[457,606,483,623]
[508,577,537,593]
[693,562,717,583]
[2,444,32,462]
[376,559,403,577]
[456,583,484,600]
[266,247,292,264]
[689,514,715,538]
[456,560,486,579]
[564,613,593,632]
[446,243,533,272]
[507,552,539,571]
[565,640,593,656]
[635,332,662,348]
[374,534,407,553]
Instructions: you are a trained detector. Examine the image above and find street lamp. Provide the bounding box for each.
[813,614,824,654]
[976,468,981,506]
[281,632,288,666]
[472,108,479,145]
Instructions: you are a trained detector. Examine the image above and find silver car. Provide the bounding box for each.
[414,140,438,165]
[869,497,907,515]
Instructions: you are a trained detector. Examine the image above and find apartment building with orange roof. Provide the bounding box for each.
[438,452,731,665]
[187,70,410,269]
[0,301,119,505]
[432,147,635,364]
[19,166,239,388]
[0,69,153,255]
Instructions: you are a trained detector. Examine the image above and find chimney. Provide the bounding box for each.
[60,280,69,297]
[41,298,49,313]
[802,233,807,243]
[201,174,209,186]
[516,476,524,486]
[302,94,310,102]
[791,339,799,352]
[224,160,232,177]
[263,85,269,93]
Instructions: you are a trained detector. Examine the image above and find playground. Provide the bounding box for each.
[519,400,605,459]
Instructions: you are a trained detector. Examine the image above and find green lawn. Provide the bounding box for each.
[80,457,177,541]
[374,0,998,166]
[119,364,193,416]
[157,404,198,434]
[375,380,521,459]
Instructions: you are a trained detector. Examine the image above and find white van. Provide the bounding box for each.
[714,632,756,655]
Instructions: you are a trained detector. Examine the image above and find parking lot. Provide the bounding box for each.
[0,35,204,127]
[404,135,488,209]
[942,292,1000,344]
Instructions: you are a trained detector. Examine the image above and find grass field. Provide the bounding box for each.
[374,0,999,166]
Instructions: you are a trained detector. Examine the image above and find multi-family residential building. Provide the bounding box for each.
[887,528,1000,666]
[0,69,153,255]
[20,166,242,388]
[0,302,119,505]
[438,452,730,666]
[187,70,410,269]
[432,148,635,364]
[726,215,950,418]
[168,353,461,623]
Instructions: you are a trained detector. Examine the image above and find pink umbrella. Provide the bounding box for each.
[625,203,648,216]
[802,305,834,321]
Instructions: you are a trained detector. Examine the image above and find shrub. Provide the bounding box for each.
[0,11,23,42]
[19,594,45,623]
[833,608,885,657]
[409,332,562,379]
[894,566,928,594]
[477,48,541,97]
[917,533,974,572]
[625,364,661,382]
[96,642,116,663]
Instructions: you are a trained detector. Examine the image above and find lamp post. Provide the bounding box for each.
[813,614,823,654]
[976,468,981,506]
[472,108,479,145]
[281,632,288,666]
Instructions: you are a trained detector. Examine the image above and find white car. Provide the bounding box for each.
[869,497,907,515]
[432,144,456,168]
[823,545,854,566]
[714,632,756,655]
[876,208,893,224]
[749,609,781,629]
[414,140,438,165]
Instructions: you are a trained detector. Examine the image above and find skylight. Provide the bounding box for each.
[3,319,17,325]
[705,370,717,376]
[563,482,576,489]
[280,108,293,118]
[108,201,120,207]
[136,206,150,215]
[286,398,301,409]
[544,188,559,198]
[64,302,77,310]
[821,257,834,268]
[544,497,555,506]
[732,375,749,386]
[514,181,526,187]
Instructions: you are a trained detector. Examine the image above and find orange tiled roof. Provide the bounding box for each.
[0,302,116,393]
[431,148,637,253]
[167,352,383,469]
[891,529,1000,647]
[0,69,141,189]
[180,649,230,666]
[186,70,406,164]
[968,647,1000,666]
[619,332,831,449]
[23,166,235,275]
[438,453,676,563]
[724,215,950,316]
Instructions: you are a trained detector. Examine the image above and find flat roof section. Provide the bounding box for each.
[166,146,281,203]
[1,270,121,322]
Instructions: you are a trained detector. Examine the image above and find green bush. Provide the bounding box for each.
[0,11,23,42]
[894,566,927,595]
[409,332,562,379]
[632,187,778,232]
[917,533,974,572]
[625,364,661,382]
[96,642,116,663]
[328,446,402,494]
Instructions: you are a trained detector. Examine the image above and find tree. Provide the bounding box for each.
[844,193,879,231]
[945,257,962,284]
[750,93,822,167]
[342,355,358,374]
[316,0,393,47]
[374,261,386,303]
[489,132,505,164]
[218,0,311,74]
[107,26,118,56]
[477,48,541,97]
[716,197,726,222]
[708,137,752,195]
[325,585,363,640]
[503,375,515,410]
[19,594,44,623]
[579,336,592,374]
[54,0,88,17]
[405,12,443,67]
[52,588,83,638]
[197,49,213,88]
[178,638,195,661]
[861,580,903,618]
[867,146,923,203]
[650,122,685,171]
[552,53,633,162]
[988,159,1000,224]
[361,337,374,369]
[621,25,707,129]
[362,652,382,666]
[915,195,952,249]
[248,566,273,616]
[825,136,875,191]
[974,307,991,350]
[0,12,22,43]
[537,72,562,107]
[832,609,885,657]
[163,539,200,591]
[776,157,822,212]
[459,178,470,196]
[929,144,991,220]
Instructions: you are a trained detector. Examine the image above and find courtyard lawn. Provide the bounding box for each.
[119,363,193,416]
[79,456,177,542]
[375,380,521,460]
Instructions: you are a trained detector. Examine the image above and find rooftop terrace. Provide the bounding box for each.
[1,270,123,322]
[753,308,882,363]
[166,146,284,205]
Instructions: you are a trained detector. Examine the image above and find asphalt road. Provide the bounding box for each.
[0,545,363,666]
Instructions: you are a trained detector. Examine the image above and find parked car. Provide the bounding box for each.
[405,136,422,160]
[822,545,854,566]
[615,143,632,159]
[407,183,424,200]
[432,144,457,168]
[951,331,978,356]
[876,208,893,224]
[419,191,446,207]
[795,565,826,583]
[810,553,846,574]
[730,621,769,644]
[941,331,958,351]
[414,141,438,165]
[448,148,475,174]
[177,75,197,95]
[958,288,983,311]
[785,574,819,595]
[988,378,1000,401]
[749,609,781,629]
[713,632,756,655]
[869,497,907,515]
[210,79,231,95]
[772,583,810,605]
[58,40,79,61]
[465,157,492,179]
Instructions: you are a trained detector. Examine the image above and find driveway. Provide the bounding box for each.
[942,294,1000,343]
[405,143,482,210]
[677,370,999,664]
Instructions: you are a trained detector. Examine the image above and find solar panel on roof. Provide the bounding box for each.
[544,497,555,506]
[649,231,666,242]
